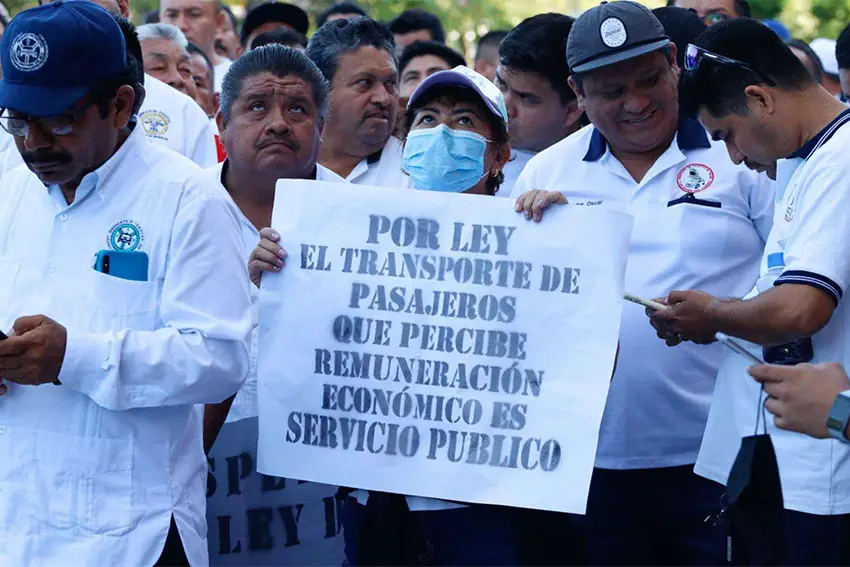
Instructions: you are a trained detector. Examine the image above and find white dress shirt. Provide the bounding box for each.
[139,74,218,167]
[514,120,774,469]
[0,125,252,566]
[340,136,411,188]
[203,160,346,424]
[697,109,850,515]
[0,127,11,154]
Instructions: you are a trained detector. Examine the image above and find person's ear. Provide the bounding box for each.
[563,99,583,130]
[744,85,775,116]
[213,92,221,115]
[117,0,130,18]
[567,75,586,112]
[113,85,136,129]
[491,142,511,175]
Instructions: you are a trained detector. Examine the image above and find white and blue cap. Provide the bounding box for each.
[406,65,509,125]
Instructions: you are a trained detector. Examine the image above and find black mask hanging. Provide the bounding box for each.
[725,385,785,565]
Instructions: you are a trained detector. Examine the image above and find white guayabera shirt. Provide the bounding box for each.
[0,125,252,566]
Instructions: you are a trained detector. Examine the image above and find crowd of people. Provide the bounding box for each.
[1,0,850,565]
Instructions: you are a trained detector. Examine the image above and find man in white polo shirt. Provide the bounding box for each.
[0,3,251,565]
[200,45,346,447]
[513,3,773,564]
[650,19,850,564]
[306,17,410,189]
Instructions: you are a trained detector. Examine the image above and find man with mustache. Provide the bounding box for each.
[306,17,410,188]
[0,2,252,565]
[0,5,218,171]
[512,3,773,564]
[200,44,345,448]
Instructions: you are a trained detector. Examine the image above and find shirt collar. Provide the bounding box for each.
[787,108,850,160]
[582,118,711,162]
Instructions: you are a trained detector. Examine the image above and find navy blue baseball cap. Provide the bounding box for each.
[0,0,127,117]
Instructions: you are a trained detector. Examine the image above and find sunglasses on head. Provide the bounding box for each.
[684,44,776,86]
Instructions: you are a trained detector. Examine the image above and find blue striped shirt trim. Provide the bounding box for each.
[775,270,842,305]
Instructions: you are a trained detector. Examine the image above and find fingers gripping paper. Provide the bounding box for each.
[257,181,633,514]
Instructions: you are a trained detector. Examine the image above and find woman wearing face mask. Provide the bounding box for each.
[248,68,558,566]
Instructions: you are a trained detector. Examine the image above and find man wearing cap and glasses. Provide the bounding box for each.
[20,0,219,167]
[513,2,773,564]
[0,2,252,565]
[649,18,850,564]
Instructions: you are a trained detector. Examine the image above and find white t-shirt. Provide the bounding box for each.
[342,136,411,189]
[204,161,347,424]
[214,59,232,93]
[696,109,850,515]
[138,74,218,167]
[515,120,774,469]
[497,148,535,198]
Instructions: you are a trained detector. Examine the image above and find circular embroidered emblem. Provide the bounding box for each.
[10,33,49,72]
[600,18,627,48]
[676,163,715,194]
[108,221,144,252]
[140,110,170,137]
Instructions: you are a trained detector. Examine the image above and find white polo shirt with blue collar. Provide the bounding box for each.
[514,120,774,469]
[0,125,252,565]
[696,109,850,515]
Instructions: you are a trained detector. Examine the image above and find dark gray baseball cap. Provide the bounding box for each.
[567,1,670,74]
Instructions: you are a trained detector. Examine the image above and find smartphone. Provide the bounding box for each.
[94,250,149,282]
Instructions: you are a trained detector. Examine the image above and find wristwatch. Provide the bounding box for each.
[827,390,850,443]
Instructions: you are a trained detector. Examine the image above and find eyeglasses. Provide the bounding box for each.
[0,101,95,137]
[684,44,776,86]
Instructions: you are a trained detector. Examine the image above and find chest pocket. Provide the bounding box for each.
[77,269,160,334]
[30,430,134,536]
[672,202,731,272]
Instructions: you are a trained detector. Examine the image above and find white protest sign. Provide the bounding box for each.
[206,417,345,566]
[257,181,633,514]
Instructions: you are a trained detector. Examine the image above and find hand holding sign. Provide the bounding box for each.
[514,190,568,223]
[249,227,288,288]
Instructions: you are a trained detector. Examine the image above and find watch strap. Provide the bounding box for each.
[827,390,850,443]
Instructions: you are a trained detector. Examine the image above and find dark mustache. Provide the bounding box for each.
[361,104,390,121]
[254,134,299,152]
[21,150,72,165]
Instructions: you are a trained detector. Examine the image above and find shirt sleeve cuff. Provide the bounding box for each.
[57,330,113,393]
[775,270,843,306]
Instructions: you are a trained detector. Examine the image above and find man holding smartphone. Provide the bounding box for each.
[0,2,251,565]
[649,19,850,564]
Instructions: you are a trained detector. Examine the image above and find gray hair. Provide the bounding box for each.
[220,45,331,124]
[306,17,397,84]
[136,23,189,48]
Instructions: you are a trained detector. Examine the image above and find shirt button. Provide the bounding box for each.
[0,426,6,435]
[59,213,68,221]
[46,264,56,274]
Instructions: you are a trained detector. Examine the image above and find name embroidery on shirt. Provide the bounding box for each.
[108,220,145,252]
[139,109,171,140]
[676,163,715,194]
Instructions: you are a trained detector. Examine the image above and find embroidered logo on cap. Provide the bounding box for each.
[10,33,49,72]
[676,163,715,193]
[600,18,627,48]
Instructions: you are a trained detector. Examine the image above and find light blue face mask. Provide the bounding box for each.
[402,124,490,193]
